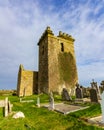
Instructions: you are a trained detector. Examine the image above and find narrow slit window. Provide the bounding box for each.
[61,43,64,52]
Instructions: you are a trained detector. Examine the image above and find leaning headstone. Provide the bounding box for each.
[48,92,54,110]
[90,88,98,103]
[75,85,83,99]
[62,88,72,101]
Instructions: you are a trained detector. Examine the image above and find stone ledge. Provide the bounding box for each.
[87,116,104,127]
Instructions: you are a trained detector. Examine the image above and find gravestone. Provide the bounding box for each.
[75,85,83,99]
[100,91,104,123]
[90,88,98,103]
[99,86,103,94]
[48,92,54,110]
[82,87,88,97]
[8,101,13,113]
[62,88,72,101]
[99,81,104,94]
[36,97,40,107]
[90,79,98,93]
[0,97,13,117]
[97,87,104,123]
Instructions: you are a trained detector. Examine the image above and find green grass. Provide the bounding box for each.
[0,94,103,130]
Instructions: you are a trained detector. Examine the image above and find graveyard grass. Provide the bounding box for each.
[0,94,103,130]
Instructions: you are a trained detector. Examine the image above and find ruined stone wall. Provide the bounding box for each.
[17,65,38,97]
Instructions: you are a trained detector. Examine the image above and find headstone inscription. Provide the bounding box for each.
[62,88,72,101]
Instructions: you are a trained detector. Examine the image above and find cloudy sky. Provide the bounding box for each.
[0,0,104,90]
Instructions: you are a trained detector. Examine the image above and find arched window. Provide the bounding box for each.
[61,43,64,52]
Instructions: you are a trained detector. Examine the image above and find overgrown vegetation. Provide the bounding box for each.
[0,94,103,130]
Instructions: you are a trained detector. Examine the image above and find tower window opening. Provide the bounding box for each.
[61,43,64,52]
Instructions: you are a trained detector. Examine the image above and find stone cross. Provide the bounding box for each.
[90,79,98,92]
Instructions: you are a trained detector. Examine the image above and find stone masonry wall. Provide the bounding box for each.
[38,36,48,93]
[48,32,78,94]
[17,27,78,96]
[38,27,78,94]
[17,65,38,97]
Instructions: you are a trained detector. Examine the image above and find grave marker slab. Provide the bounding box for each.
[62,88,72,101]
[75,86,83,99]
[90,88,98,103]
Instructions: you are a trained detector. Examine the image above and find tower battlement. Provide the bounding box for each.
[38,26,54,45]
[58,31,75,42]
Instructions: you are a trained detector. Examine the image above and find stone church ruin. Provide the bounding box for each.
[17,27,78,96]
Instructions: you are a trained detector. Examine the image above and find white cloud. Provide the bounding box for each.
[0,0,104,89]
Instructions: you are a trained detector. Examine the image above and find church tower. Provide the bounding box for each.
[38,27,78,94]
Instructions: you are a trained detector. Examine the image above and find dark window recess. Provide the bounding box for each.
[61,43,64,52]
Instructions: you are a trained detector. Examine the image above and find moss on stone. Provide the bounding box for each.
[58,52,77,86]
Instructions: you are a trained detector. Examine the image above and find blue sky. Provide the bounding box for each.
[0,0,104,89]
